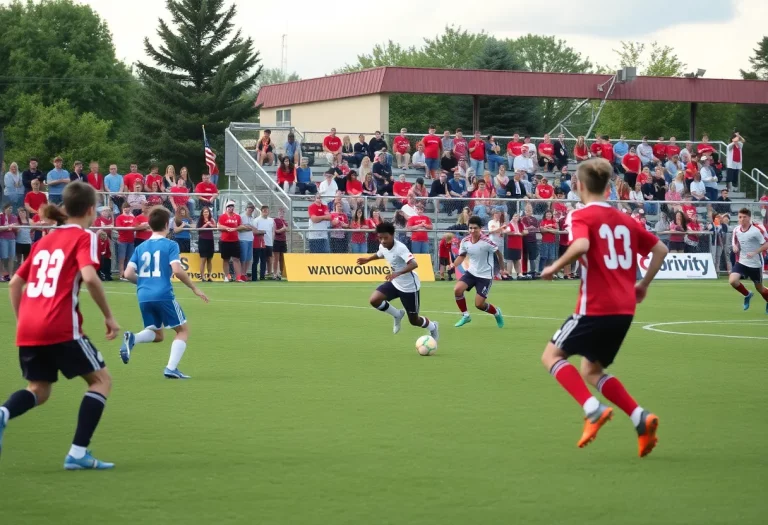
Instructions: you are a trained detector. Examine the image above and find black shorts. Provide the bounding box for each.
[460,271,492,298]
[198,238,215,259]
[524,240,539,261]
[551,314,633,367]
[265,246,274,259]
[16,242,31,258]
[558,244,568,258]
[376,281,420,314]
[20,337,105,383]
[220,241,241,260]
[726,168,739,184]
[273,240,287,253]
[505,247,521,261]
[732,262,763,284]
[439,257,450,266]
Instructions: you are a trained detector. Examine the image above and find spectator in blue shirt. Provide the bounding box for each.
[104,164,124,212]
[296,157,317,195]
[46,156,70,204]
[485,135,506,175]
[613,135,629,173]
[282,132,301,165]
[448,171,467,215]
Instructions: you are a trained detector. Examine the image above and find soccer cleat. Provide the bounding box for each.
[393,309,406,334]
[455,315,471,327]
[430,321,440,342]
[765,302,768,315]
[577,405,613,448]
[0,410,6,460]
[119,331,135,365]
[494,308,505,328]
[64,451,114,470]
[744,291,754,310]
[636,411,659,458]
[164,367,191,379]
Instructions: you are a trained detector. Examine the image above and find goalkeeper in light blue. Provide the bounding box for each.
[122,206,209,379]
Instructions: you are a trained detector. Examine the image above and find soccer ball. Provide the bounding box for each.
[415,335,437,356]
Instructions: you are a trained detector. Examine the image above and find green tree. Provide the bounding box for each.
[455,39,540,136]
[133,0,261,177]
[595,42,737,142]
[740,37,768,175]
[0,0,133,171]
[4,95,127,171]
[508,35,594,131]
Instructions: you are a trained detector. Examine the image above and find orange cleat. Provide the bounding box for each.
[636,412,659,458]
[577,405,613,448]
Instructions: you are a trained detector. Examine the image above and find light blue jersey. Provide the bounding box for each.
[128,235,180,303]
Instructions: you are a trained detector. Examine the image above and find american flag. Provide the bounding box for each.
[203,127,219,175]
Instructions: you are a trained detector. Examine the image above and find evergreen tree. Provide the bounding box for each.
[133,0,261,177]
[740,37,768,175]
[456,39,541,137]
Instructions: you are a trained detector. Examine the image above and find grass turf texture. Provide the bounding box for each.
[0,280,766,525]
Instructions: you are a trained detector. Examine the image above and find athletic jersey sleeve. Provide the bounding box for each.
[168,240,181,265]
[732,228,739,251]
[375,246,384,258]
[76,231,100,271]
[487,238,499,253]
[127,245,140,269]
[459,239,468,256]
[397,242,415,263]
[15,250,33,281]
[567,212,588,243]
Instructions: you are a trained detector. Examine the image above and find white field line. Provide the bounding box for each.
[642,320,768,341]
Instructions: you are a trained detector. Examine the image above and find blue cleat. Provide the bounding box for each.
[744,292,754,311]
[494,307,505,328]
[119,331,135,364]
[455,315,471,327]
[164,367,191,379]
[0,410,7,460]
[64,451,114,470]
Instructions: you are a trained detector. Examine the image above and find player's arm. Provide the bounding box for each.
[494,248,506,274]
[357,253,382,265]
[449,253,467,270]
[746,240,768,259]
[171,262,209,303]
[389,258,418,281]
[732,229,739,253]
[9,274,26,320]
[82,266,120,340]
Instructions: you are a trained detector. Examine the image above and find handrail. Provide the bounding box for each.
[226,128,291,209]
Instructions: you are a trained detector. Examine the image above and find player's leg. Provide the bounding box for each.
[454,277,471,326]
[221,256,231,281]
[473,278,503,328]
[232,257,243,281]
[403,290,439,341]
[199,257,207,280]
[753,277,768,314]
[370,283,405,334]
[729,266,753,310]
[0,380,52,459]
[158,300,191,379]
[64,367,113,469]
[120,302,165,364]
[542,317,613,448]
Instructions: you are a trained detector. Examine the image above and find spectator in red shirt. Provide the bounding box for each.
[145,164,162,192]
[393,128,411,169]
[115,202,136,279]
[276,157,297,194]
[574,136,590,162]
[329,201,349,253]
[534,176,554,214]
[468,130,485,179]
[365,208,382,253]
[422,125,443,179]
[218,200,245,281]
[406,202,433,254]
[86,161,103,191]
[636,166,652,186]
[170,178,190,213]
[590,137,603,158]
[556,210,573,278]
[538,134,555,172]
[538,210,558,272]
[133,203,153,247]
[685,153,700,192]
[505,212,526,277]
[393,173,412,207]
[600,135,615,166]
[323,127,343,166]
[697,134,715,157]
[123,163,144,192]
[195,173,219,211]
[349,207,367,254]
[621,145,641,188]
[653,138,667,164]
[506,133,524,169]
[453,128,468,161]
[437,232,455,280]
[24,179,48,216]
[666,137,681,159]
[346,170,364,210]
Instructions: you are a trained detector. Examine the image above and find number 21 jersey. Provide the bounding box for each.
[128,235,180,303]
[567,202,659,316]
[15,224,100,347]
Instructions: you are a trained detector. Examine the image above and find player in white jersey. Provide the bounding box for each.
[448,216,507,328]
[730,208,768,312]
[357,222,439,340]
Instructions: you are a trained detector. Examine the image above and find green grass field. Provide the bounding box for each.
[0,279,766,524]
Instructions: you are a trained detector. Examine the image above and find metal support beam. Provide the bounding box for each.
[547,98,590,137]
[585,75,618,140]
[472,95,480,134]
[689,102,698,142]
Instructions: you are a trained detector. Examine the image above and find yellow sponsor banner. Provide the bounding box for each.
[284,253,435,282]
[171,253,228,282]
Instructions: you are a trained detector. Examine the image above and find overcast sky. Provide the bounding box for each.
[20,0,767,79]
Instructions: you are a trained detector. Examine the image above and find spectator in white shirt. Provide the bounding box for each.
[629,183,644,205]
[699,156,719,201]
[411,143,427,170]
[254,205,276,280]
[400,197,419,219]
[318,169,338,197]
[689,173,707,201]
[636,137,655,167]
[513,146,535,181]
[725,132,745,191]
[679,143,693,164]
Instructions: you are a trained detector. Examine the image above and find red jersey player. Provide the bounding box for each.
[539,159,668,458]
[1,182,120,469]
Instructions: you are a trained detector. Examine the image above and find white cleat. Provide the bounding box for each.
[393,309,406,334]
[430,321,440,342]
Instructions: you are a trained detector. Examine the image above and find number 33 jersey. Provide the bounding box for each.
[128,235,181,303]
[15,224,100,346]
[566,202,659,316]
